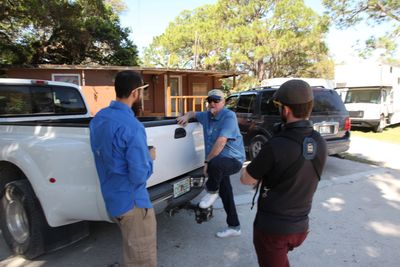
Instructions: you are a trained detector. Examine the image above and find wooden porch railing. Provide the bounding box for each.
[166,95,207,116]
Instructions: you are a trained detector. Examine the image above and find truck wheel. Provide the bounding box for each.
[374,115,386,133]
[0,180,45,259]
[249,135,268,160]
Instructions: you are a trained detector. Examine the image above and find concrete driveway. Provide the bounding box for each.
[346,135,400,170]
[1,136,399,267]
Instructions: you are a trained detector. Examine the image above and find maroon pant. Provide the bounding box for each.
[253,227,308,267]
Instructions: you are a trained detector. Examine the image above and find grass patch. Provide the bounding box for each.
[351,124,400,144]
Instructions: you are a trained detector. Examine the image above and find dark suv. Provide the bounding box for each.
[226,86,351,159]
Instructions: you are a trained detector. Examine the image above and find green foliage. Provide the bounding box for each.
[0,0,138,65]
[352,125,400,145]
[143,0,332,85]
[323,0,400,61]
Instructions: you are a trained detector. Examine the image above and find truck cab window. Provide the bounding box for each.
[31,87,55,113]
[54,87,86,114]
[345,90,381,104]
[0,85,86,117]
[0,85,32,115]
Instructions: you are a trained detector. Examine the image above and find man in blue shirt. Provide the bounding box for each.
[177,89,245,238]
[90,70,156,267]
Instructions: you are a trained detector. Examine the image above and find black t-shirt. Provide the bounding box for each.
[246,120,327,234]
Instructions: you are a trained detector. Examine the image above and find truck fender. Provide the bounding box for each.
[0,151,50,224]
[0,179,89,259]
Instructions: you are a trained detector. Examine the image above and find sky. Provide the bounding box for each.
[119,0,398,64]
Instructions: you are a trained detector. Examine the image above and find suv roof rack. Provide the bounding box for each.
[245,85,279,91]
[244,85,327,92]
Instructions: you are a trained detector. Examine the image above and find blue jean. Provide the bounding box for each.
[207,156,242,227]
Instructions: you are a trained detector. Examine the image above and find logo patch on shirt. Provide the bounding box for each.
[303,137,317,160]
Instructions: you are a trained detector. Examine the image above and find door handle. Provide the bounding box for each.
[174,128,187,139]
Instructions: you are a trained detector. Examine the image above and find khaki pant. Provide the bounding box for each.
[117,208,157,267]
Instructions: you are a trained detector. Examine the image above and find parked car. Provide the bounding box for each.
[226,86,351,159]
[0,78,206,259]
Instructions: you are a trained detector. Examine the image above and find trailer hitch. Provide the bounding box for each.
[192,204,213,224]
[168,203,213,224]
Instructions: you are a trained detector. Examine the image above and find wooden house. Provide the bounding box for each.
[2,65,242,116]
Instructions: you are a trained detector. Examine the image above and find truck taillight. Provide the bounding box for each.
[345,117,351,131]
[31,80,48,85]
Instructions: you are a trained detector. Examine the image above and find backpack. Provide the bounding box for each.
[251,130,323,209]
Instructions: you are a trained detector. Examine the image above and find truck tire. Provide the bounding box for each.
[0,180,46,259]
[374,115,386,133]
[249,135,268,160]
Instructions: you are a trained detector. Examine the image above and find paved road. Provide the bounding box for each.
[1,136,399,267]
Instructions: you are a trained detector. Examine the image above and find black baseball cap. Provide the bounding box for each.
[273,79,313,104]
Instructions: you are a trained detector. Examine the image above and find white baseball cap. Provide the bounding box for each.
[206,89,224,101]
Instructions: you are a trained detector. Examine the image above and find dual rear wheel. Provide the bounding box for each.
[0,180,45,259]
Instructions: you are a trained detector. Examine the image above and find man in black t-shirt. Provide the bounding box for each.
[240,79,327,267]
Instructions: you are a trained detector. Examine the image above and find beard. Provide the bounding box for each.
[280,111,287,123]
[132,96,142,116]
[209,107,216,115]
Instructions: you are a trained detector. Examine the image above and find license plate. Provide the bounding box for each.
[319,125,332,134]
[173,178,191,198]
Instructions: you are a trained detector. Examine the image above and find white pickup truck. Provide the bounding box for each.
[0,78,206,259]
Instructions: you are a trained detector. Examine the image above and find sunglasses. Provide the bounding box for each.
[207,97,222,104]
[273,99,283,108]
[134,83,149,91]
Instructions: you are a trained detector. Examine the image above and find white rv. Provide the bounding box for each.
[335,63,400,132]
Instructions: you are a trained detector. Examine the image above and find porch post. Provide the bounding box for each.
[140,71,144,116]
[166,73,171,116]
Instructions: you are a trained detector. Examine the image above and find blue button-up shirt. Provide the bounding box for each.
[90,101,153,217]
[196,108,245,163]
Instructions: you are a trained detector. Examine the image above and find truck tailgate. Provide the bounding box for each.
[145,122,204,187]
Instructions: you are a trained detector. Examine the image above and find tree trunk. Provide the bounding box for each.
[257,60,266,81]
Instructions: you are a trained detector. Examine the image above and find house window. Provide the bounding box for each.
[193,83,208,96]
[52,74,81,86]
[193,83,208,107]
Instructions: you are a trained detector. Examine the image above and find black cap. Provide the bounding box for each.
[273,79,313,104]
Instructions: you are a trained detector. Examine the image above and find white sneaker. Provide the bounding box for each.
[216,227,241,238]
[199,192,219,209]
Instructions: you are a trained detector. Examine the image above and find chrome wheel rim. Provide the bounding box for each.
[251,141,263,158]
[5,195,29,244]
